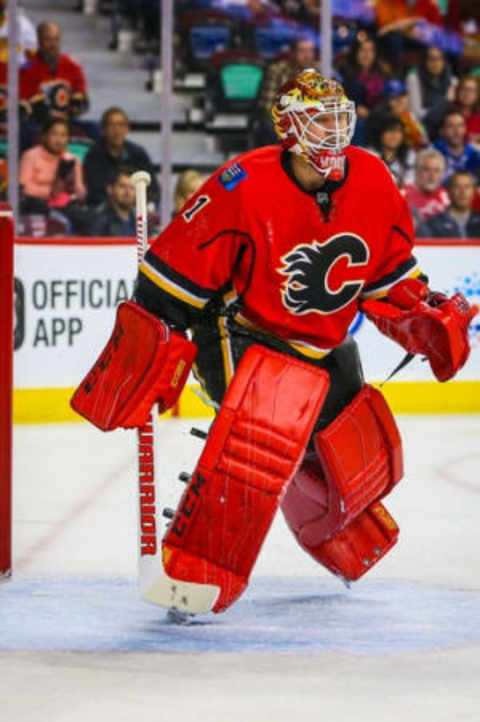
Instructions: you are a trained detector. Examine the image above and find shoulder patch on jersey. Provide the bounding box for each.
[218,163,247,191]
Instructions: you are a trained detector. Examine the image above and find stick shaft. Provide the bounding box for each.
[132,175,150,264]
[131,172,162,597]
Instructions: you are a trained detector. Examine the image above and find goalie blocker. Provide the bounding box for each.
[71,301,197,429]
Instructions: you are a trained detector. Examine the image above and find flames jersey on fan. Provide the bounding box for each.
[21,52,88,116]
[138,145,420,358]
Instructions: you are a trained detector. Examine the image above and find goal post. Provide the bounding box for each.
[0,204,13,578]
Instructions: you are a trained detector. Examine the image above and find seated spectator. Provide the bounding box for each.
[83,107,160,208]
[424,73,480,143]
[403,148,449,225]
[174,170,205,213]
[22,21,89,126]
[367,115,416,187]
[253,36,316,146]
[367,78,428,149]
[433,109,480,180]
[406,45,457,121]
[454,75,480,148]
[416,170,480,238]
[339,37,386,121]
[374,0,442,69]
[338,36,387,146]
[89,168,136,237]
[19,117,87,233]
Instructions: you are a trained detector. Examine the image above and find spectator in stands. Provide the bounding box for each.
[22,21,89,126]
[338,36,387,146]
[424,73,480,143]
[374,0,442,69]
[253,36,316,145]
[339,37,386,121]
[174,170,205,213]
[19,117,86,232]
[367,115,416,187]
[434,109,480,181]
[89,167,136,237]
[453,75,480,148]
[416,170,480,238]
[367,78,428,150]
[406,45,457,121]
[257,36,316,114]
[83,107,159,208]
[403,148,449,225]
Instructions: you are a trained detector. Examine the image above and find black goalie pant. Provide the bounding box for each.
[191,318,364,433]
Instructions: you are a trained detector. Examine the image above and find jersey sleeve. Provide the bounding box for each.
[360,190,424,301]
[135,172,249,329]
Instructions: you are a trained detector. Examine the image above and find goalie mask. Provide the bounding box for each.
[271,69,356,180]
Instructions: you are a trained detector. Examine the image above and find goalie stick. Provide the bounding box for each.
[130,172,219,616]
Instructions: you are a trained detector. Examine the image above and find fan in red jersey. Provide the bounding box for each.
[71,69,477,617]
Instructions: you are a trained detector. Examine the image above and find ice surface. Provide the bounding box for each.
[2,416,480,721]
[2,576,480,655]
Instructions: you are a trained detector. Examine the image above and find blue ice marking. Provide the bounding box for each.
[1,576,480,654]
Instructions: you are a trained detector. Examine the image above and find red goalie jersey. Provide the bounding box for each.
[139,145,420,357]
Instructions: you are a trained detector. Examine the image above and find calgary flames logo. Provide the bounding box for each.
[41,80,71,112]
[278,234,369,315]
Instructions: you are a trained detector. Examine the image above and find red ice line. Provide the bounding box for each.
[435,453,480,495]
[14,457,131,572]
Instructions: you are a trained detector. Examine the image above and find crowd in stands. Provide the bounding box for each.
[2,0,480,238]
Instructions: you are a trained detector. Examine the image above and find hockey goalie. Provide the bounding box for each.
[72,70,477,616]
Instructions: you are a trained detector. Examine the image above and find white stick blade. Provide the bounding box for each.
[142,571,220,616]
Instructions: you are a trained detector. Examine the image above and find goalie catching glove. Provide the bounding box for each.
[71,301,197,430]
[361,278,478,382]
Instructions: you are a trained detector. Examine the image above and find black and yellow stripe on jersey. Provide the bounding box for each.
[360,256,424,301]
[136,252,216,329]
[139,254,213,309]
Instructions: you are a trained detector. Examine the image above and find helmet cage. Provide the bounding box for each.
[287,98,356,155]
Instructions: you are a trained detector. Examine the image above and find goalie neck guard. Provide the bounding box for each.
[271,69,356,180]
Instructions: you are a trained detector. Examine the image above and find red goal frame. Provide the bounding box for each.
[0,204,13,578]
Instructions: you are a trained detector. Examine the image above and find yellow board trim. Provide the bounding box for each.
[12,381,480,424]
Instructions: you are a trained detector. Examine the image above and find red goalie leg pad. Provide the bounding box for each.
[71,301,197,430]
[296,384,402,546]
[304,501,400,581]
[280,457,329,538]
[281,460,399,580]
[162,345,330,613]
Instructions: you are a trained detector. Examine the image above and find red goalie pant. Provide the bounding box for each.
[162,345,330,613]
[281,384,402,581]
